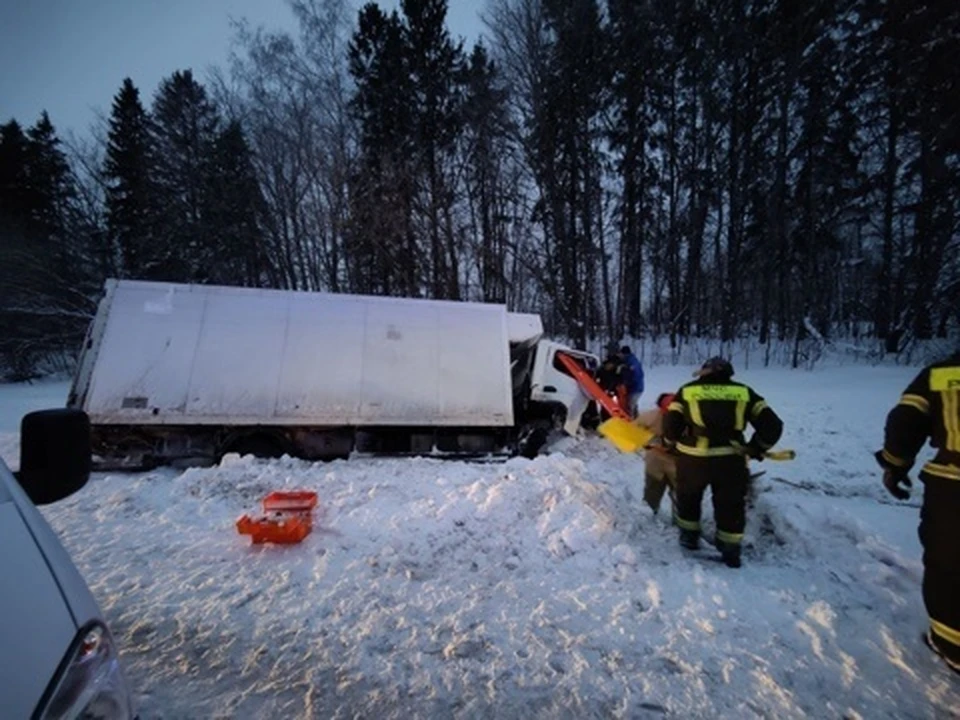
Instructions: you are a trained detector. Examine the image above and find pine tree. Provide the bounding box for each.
[536,0,607,346]
[607,0,656,340]
[205,120,269,286]
[401,0,466,299]
[0,113,96,377]
[103,78,157,277]
[348,3,417,296]
[151,69,220,281]
[347,0,468,299]
[0,121,32,232]
[0,120,34,377]
[890,0,960,341]
[25,112,75,241]
[462,42,512,303]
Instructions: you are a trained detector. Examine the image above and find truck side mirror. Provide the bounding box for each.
[17,408,91,505]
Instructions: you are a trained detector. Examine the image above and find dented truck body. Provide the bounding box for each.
[68,280,597,467]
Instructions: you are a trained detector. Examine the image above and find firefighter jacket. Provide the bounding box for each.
[876,352,960,481]
[663,375,783,458]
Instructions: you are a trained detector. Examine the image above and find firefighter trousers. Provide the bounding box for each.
[673,454,749,546]
[919,471,960,667]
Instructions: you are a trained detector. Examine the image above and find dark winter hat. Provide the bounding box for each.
[620,345,632,355]
[693,356,734,378]
[656,393,676,412]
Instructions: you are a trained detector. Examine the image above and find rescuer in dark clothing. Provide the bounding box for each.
[595,352,627,420]
[875,352,960,676]
[596,355,624,396]
[662,357,784,567]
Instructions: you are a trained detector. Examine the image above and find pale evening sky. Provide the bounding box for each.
[0,0,483,136]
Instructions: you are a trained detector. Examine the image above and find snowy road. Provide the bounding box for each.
[2,365,958,718]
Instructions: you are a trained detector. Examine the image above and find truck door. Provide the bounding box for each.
[529,341,598,435]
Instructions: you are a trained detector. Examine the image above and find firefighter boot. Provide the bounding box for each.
[715,537,742,568]
[924,630,960,676]
[679,528,700,550]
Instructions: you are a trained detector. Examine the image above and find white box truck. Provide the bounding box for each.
[67,280,598,467]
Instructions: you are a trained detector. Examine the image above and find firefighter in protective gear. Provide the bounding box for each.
[875,352,960,676]
[638,393,678,514]
[663,357,783,567]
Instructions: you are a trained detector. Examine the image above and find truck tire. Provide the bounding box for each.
[517,426,549,459]
[222,432,288,460]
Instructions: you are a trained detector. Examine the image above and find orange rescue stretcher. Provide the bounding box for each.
[555,352,655,453]
[236,490,319,545]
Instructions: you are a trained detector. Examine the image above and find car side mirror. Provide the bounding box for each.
[17,408,91,505]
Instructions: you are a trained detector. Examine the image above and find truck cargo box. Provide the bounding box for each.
[70,280,527,428]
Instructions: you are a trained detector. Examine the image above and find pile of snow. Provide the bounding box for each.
[2,366,958,717]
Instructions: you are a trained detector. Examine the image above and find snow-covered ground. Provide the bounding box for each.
[2,365,958,718]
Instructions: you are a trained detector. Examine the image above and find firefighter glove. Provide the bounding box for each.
[882,468,912,501]
[744,439,765,461]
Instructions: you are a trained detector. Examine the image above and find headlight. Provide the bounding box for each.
[39,622,134,720]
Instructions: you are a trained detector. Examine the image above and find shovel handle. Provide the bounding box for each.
[642,445,796,461]
[762,449,796,461]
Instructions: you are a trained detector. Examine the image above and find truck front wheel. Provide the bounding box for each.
[516,425,549,459]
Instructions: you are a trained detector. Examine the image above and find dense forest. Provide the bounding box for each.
[0,0,957,378]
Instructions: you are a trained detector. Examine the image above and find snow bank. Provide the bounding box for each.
[4,366,957,717]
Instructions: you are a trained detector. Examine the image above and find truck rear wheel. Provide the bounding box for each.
[222,432,288,460]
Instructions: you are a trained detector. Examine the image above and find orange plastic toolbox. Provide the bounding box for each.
[237,490,319,545]
[236,514,312,544]
[262,490,318,514]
